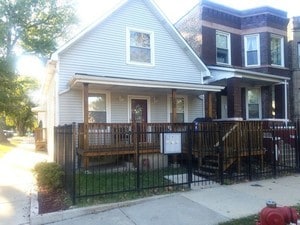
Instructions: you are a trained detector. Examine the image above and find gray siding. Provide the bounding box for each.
[57,0,205,124]
[57,0,203,92]
[188,96,204,122]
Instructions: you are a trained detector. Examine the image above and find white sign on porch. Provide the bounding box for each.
[160,133,182,154]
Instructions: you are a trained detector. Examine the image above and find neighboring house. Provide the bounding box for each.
[176,0,291,121]
[40,0,223,159]
[288,17,300,121]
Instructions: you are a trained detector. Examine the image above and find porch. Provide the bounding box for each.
[72,120,297,173]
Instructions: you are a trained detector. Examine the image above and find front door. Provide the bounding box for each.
[131,99,148,123]
[131,99,148,142]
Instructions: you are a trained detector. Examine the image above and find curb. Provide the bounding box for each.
[30,191,176,225]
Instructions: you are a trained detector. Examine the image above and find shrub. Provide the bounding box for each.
[33,162,64,191]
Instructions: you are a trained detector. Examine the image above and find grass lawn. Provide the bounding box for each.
[0,137,24,158]
[219,204,300,225]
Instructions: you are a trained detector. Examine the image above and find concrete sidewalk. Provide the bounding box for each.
[31,174,300,225]
[0,138,48,225]
[1,140,300,225]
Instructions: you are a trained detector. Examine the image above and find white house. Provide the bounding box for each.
[40,0,223,160]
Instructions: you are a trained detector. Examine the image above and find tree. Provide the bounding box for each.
[0,0,77,59]
[0,0,77,139]
[5,76,39,136]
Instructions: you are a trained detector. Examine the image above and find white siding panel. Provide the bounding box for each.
[151,96,167,122]
[111,93,129,122]
[188,96,204,122]
[57,0,203,93]
[59,90,83,124]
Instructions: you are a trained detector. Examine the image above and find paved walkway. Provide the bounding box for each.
[0,138,48,225]
[1,140,300,225]
[32,174,300,225]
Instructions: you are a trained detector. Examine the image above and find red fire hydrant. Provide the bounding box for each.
[256,200,300,225]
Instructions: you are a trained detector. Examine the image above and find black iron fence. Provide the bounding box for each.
[54,121,300,204]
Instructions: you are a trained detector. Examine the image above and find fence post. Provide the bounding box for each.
[187,125,193,188]
[218,123,224,185]
[296,120,300,172]
[247,122,252,181]
[136,123,140,191]
[271,122,277,178]
[71,123,76,204]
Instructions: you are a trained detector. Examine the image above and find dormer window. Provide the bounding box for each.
[216,31,231,65]
[271,34,284,67]
[126,27,154,66]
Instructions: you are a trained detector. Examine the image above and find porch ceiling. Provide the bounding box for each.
[67,73,224,95]
[205,66,290,87]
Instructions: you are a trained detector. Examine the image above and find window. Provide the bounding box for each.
[127,28,154,65]
[271,35,284,66]
[244,34,260,66]
[216,31,231,64]
[168,96,187,122]
[88,94,107,123]
[246,88,261,119]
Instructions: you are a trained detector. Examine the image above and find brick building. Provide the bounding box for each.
[176,0,291,121]
[288,17,300,121]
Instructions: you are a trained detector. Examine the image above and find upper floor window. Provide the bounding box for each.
[271,35,284,67]
[244,34,260,67]
[88,94,107,123]
[216,31,231,65]
[126,27,154,66]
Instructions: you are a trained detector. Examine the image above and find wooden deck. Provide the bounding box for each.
[74,121,269,170]
[77,123,190,168]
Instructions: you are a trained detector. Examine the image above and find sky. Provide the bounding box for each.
[17,0,299,80]
[77,0,300,25]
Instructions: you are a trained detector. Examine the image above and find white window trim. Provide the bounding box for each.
[84,91,111,123]
[270,34,284,67]
[244,34,261,67]
[246,88,261,120]
[126,27,155,67]
[167,94,188,122]
[216,30,231,65]
[128,95,151,123]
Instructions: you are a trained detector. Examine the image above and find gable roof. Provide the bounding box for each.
[51,0,211,77]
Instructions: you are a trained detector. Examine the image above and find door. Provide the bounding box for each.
[131,99,148,123]
[131,99,148,142]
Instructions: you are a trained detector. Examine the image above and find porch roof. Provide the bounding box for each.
[67,73,224,95]
[205,66,290,86]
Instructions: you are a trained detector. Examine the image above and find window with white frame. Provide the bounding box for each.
[127,28,154,65]
[216,31,231,64]
[168,96,187,122]
[271,35,284,66]
[244,34,260,66]
[88,94,107,123]
[246,88,261,119]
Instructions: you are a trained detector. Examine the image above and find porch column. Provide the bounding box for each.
[172,89,177,123]
[83,83,89,151]
[284,80,288,124]
[205,92,217,118]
